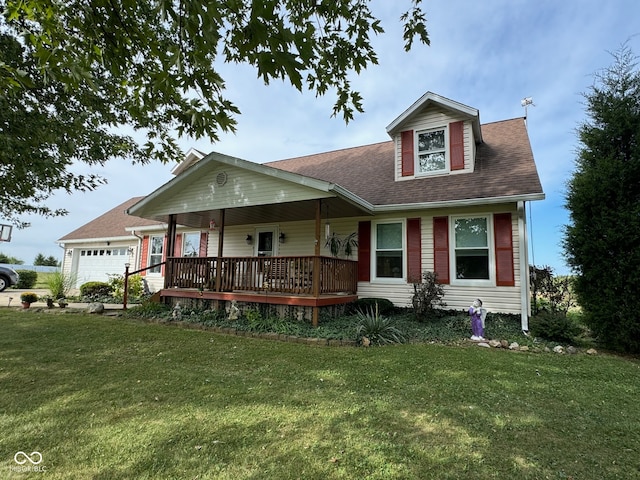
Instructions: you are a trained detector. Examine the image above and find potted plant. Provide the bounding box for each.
[20,292,39,308]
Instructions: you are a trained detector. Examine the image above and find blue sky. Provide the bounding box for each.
[3,0,640,274]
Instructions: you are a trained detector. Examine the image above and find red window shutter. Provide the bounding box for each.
[140,236,149,276]
[450,121,464,171]
[358,221,371,282]
[433,217,450,284]
[174,233,182,256]
[401,130,414,176]
[199,232,208,256]
[407,218,422,283]
[494,213,515,286]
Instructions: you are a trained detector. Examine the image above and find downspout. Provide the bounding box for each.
[517,201,530,332]
[131,230,144,270]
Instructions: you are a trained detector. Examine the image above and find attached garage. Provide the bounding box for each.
[74,247,132,286]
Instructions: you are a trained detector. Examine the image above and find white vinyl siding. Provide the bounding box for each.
[138,164,333,218]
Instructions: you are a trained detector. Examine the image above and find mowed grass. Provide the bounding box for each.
[1,310,638,479]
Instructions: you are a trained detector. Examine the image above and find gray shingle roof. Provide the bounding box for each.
[266,117,543,206]
[57,197,164,242]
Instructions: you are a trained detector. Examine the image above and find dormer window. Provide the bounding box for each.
[400,121,465,177]
[417,127,448,174]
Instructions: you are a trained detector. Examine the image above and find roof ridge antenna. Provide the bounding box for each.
[521,97,535,127]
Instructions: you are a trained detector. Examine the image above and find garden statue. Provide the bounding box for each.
[469,298,487,341]
[228,300,239,321]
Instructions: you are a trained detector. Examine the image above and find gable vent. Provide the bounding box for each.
[216,172,228,186]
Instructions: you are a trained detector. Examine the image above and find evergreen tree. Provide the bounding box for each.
[34,253,59,266]
[564,44,640,353]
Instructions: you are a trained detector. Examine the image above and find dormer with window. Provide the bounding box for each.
[387,92,483,180]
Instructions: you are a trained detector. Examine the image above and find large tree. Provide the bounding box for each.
[0,33,149,226]
[564,44,640,353]
[0,0,429,224]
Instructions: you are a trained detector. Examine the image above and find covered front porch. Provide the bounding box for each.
[126,151,373,324]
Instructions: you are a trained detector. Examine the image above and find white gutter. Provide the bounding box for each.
[374,193,546,213]
[124,224,168,233]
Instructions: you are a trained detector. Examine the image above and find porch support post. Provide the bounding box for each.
[166,214,177,258]
[215,209,225,297]
[312,200,322,326]
[165,215,177,289]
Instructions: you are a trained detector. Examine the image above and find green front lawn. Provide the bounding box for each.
[1,310,638,479]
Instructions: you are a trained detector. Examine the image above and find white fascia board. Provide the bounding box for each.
[373,193,546,213]
[56,236,137,245]
[331,184,375,214]
[124,224,168,233]
[386,91,479,135]
[128,151,337,217]
[170,148,206,176]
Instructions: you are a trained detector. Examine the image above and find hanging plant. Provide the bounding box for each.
[324,232,358,258]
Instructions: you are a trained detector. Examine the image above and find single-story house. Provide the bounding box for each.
[58,92,544,329]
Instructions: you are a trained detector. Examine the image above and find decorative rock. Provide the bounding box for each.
[477,342,491,348]
[519,345,529,352]
[553,345,565,354]
[567,346,578,355]
[509,342,520,350]
[500,339,510,349]
[586,348,598,355]
[87,302,105,314]
[488,340,501,348]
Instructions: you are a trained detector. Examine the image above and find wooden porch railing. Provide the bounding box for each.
[164,255,357,295]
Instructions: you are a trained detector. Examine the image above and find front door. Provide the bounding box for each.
[255,229,275,257]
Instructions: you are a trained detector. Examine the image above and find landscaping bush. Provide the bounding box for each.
[529,311,582,344]
[107,273,144,301]
[411,270,446,321]
[80,281,112,299]
[15,270,37,289]
[355,304,406,346]
[347,297,395,316]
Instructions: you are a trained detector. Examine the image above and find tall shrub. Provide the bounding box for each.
[563,44,640,352]
[411,271,446,321]
[15,270,37,289]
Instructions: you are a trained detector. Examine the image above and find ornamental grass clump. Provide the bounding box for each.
[355,303,406,346]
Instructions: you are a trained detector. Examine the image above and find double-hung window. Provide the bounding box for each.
[149,235,164,273]
[417,127,447,174]
[375,222,403,279]
[453,217,490,281]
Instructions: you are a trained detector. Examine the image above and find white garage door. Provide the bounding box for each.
[75,248,131,285]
